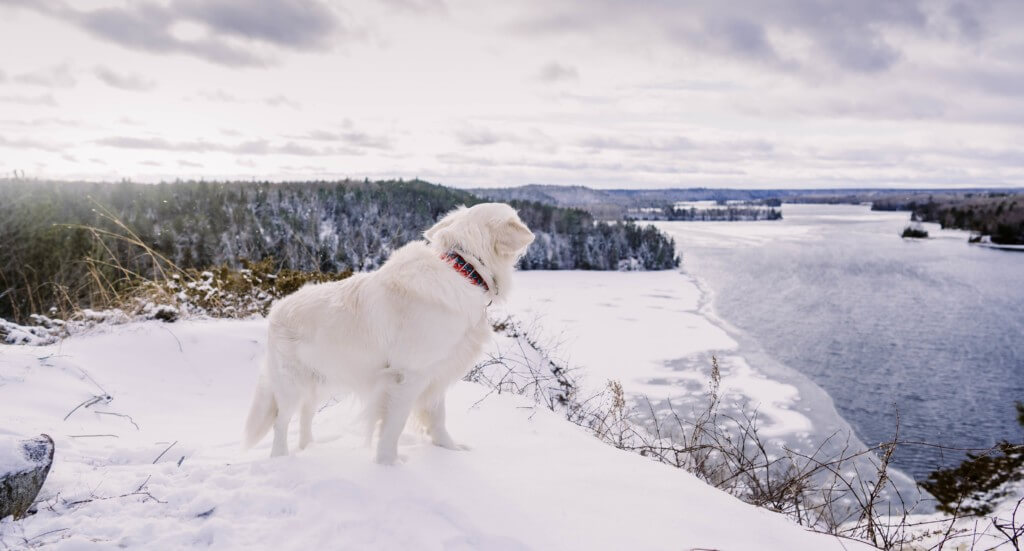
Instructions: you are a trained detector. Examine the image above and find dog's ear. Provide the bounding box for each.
[494,218,535,257]
[424,206,466,243]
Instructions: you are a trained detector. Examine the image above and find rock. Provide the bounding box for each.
[0,434,55,520]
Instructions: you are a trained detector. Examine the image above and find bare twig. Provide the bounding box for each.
[133,476,152,494]
[158,324,183,353]
[152,441,177,464]
[25,528,69,543]
[63,394,112,421]
[68,434,119,438]
[95,411,140,430]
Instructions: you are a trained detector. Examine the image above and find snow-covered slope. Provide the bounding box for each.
[0,320,870,550]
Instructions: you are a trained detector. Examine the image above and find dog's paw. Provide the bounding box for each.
[374,452,407,466]
[433,438,471,452]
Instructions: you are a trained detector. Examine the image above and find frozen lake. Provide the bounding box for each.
[656,203,1024,480]
[501,267,924,507]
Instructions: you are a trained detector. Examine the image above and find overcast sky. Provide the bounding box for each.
[1,0,1023,189]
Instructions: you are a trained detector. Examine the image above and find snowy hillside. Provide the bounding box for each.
[0,319,867,550]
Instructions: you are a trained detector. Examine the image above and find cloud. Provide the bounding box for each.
[536,62,579,83]
[194,90,301,109]
[94,66,156,91]
[815,29,901,73]
[576,134,776,163]
[0,135,63,151]
[711,17,772,59]
[946,1,985,41]
[4,0,361,67]
[174,0,346,50]
[438,152,746,176]
[14,63,77,88]
[333,131,390,149]
[579,134,695,152]
[455,127,505,146]
[67,3,267,67]
[96,135,358,156]
[264,95,301,109]
[97,136,192,150]
[681,16,792,69]
[199,89,241,102]
[452,125,559,153]
[0,117,79,127]
[510,0,933,74]
[960,66,1024,98]
[379,0,448,15]
[291,127,391,149]
[0,94,58,106]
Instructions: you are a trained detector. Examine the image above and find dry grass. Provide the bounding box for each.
[0,205,350,343]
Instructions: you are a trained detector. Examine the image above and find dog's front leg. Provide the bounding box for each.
[376,370,427,465]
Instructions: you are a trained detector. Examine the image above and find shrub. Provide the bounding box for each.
[920,402,1024,515]
[901,225,929,239]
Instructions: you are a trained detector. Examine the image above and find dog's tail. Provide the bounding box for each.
[243,363,277,449]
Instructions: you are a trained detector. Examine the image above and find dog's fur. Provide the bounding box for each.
[243,203,534,463]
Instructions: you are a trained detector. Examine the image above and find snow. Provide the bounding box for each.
[0,314,868,549]
[0,437,32,475]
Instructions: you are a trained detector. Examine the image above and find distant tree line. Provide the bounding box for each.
[511,200,679,270]
[873,193,1024,245]
[660,204,782,221]
[0,179,679,322]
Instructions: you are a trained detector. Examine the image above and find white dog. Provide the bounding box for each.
[243,202,535,463]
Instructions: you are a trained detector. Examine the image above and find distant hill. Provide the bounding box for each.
[472,184,1024,220]
[471,185,782,219]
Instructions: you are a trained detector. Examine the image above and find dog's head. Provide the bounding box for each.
[425,203,535,259]
[425,203,535,295]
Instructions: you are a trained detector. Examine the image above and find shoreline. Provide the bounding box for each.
[501,268,928,512]
[679,266,925,503]
[656,209,931,505]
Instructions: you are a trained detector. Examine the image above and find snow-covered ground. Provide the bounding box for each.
[0,298,871,549]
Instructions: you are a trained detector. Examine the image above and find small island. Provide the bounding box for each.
[901,224,929,239]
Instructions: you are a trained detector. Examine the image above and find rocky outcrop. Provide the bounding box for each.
[0,435,54,520]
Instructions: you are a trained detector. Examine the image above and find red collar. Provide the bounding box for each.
[442,252,490,292]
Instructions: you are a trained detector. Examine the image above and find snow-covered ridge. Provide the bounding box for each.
[9,268,1016,549]
[0,315,866,550]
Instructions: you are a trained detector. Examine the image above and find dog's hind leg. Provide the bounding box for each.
[376,370,428,465]
[269,377,303,457]
[271,404,296,457]
[298,394,316,450]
